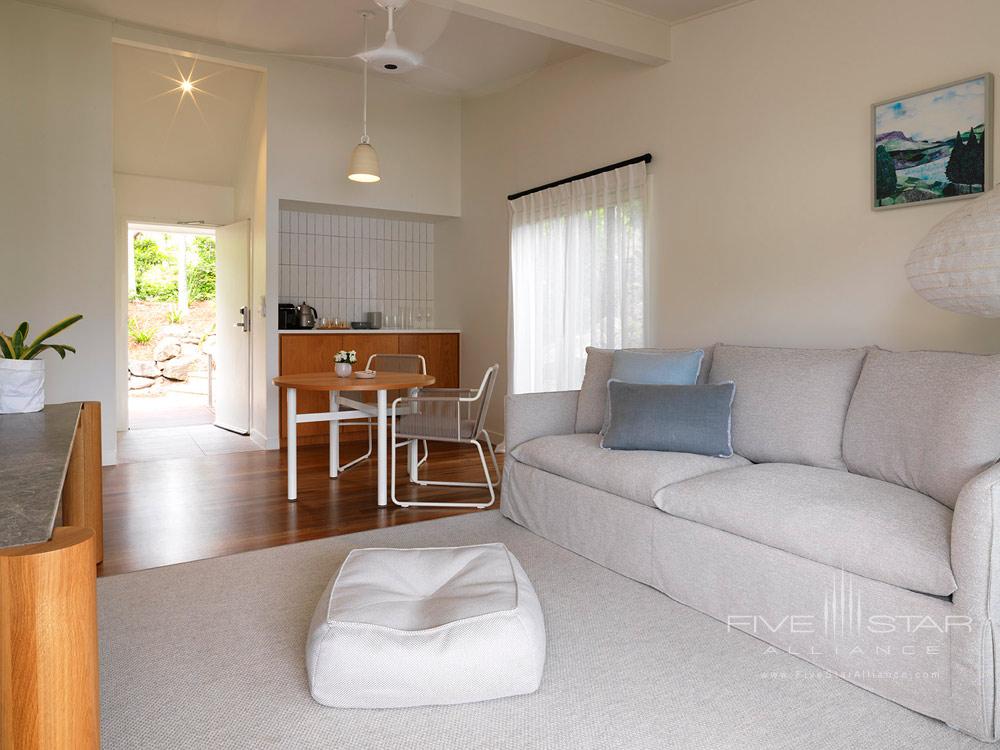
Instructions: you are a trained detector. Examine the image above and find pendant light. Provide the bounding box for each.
[348,11,380,183]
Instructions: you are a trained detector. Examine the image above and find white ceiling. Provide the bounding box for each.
[40,0,586,94]
[113,44,262,184]
[609,0,747,22]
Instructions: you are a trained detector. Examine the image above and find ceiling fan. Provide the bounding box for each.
[359,0,423,74]
[277,0,434,76]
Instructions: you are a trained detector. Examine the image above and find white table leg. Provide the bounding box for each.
[287,387,297,502]
[329,390,339,478]
[377,389,388,507]
[408,387,419,483]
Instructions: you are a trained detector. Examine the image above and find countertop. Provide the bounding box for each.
[0,402,80,549]
[280,329,460,334]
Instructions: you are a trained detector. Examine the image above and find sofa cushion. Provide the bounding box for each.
[707,344,866,470]
[654,463,956,596]
[576,347,614,433]
[575,345,715,433]
[511,433,748,507]
[600,350,704,432]
[602,381,735,457]
[843,348,1000,509]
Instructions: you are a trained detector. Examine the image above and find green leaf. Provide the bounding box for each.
[12,322,28,358]
[46,344,76,360]
[0,333,12,359]
[24,314,82,351]
[20,315,83,361]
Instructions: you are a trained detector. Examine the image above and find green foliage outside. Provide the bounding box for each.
[187,236,217,303]
[131,233,216,303]
[128,317,155,344]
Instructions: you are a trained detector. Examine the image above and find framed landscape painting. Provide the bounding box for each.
[873,73,993,210]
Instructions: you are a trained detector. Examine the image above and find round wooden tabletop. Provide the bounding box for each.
[272,371,436,392]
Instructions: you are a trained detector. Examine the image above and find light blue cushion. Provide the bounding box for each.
[601,381,736,457]
[602,349,704,433]
[610,349,704,385]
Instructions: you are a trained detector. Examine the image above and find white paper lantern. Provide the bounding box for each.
[907,190,1000,317]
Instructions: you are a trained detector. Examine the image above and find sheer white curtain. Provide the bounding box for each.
[508,161,647,394]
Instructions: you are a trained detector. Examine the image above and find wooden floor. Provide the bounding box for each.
[99,441,502,577]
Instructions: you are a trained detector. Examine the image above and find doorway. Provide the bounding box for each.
[120,220,255,463]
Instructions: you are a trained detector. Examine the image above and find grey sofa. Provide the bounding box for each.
[501,344,1000,741]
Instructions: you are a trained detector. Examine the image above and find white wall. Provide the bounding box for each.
[266,58,461,219]
[0,1,117,462]
[112,173,237,431]
[115,174,236,226]
[445,0,1000,433]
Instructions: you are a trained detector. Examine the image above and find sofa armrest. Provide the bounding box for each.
[951,462,1000,617]
[504,390,579,453]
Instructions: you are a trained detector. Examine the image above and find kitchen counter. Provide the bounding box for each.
[0,402,81,548]
[0,401,104,748]
[280,328,460,334]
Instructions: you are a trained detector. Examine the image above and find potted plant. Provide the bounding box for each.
[0,315,83,414]
[334,349,357,378]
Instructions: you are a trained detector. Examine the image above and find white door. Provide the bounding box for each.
[214,219,251,434]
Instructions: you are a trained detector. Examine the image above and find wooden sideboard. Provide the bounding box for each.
[279,331,459,446]
[0,402,103,750]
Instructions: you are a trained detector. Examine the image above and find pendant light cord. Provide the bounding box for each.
[361,13,369,145]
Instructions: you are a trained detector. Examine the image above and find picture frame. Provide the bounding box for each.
[872,73,993,210]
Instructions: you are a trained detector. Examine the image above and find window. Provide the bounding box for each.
[509,161,647,394]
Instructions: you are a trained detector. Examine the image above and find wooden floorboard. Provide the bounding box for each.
[98,441,502,577]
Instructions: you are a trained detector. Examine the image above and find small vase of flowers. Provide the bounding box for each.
[334,350,357,377]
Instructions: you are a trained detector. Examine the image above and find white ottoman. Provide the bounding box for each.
[306,543,546,708]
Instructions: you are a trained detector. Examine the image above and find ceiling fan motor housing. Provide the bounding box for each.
[365,0,422,73]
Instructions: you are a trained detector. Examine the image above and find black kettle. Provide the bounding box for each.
[296,301,317,329]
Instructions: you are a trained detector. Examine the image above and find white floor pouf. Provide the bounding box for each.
[306,543,546,708]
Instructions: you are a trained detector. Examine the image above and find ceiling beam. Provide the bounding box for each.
[420,0,670,65]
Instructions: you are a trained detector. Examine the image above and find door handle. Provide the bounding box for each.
[234,306,250,332]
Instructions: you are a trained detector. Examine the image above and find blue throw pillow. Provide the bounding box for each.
[601,381,736,457]
[601,349,704,433]
[610,349,704,385]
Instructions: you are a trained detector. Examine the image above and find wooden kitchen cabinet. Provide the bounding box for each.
[398,334,459,388]
[278,332,459,445]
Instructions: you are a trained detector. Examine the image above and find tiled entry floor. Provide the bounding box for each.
[117,424,259,464]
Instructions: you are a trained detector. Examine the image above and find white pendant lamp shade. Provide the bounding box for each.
[348,141,380,183]
[907,189,1000,317]
[347,11,380,184]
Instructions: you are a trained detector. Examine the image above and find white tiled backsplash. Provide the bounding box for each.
[279,208,434,326]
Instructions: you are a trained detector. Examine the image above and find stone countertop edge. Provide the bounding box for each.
[279,329,460,334]
[0,402,81,550]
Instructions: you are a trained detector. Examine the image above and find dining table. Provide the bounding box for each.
[272,371,436,505]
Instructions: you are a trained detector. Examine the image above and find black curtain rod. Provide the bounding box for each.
[507,153,652,201]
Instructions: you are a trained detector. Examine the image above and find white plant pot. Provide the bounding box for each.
[0,359,45,414]
[334,362,353,378]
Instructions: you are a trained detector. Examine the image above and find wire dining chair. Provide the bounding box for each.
[337,353,430,473]
[390,364,501,509]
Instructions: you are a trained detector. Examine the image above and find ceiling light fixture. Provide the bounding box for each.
[348,11,381,184]
[180,78,194,93]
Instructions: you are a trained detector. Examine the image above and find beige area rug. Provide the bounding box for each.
[98,511,989,749]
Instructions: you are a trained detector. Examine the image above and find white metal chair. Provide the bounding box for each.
[337,353,430,473]
[390,364,501,509]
